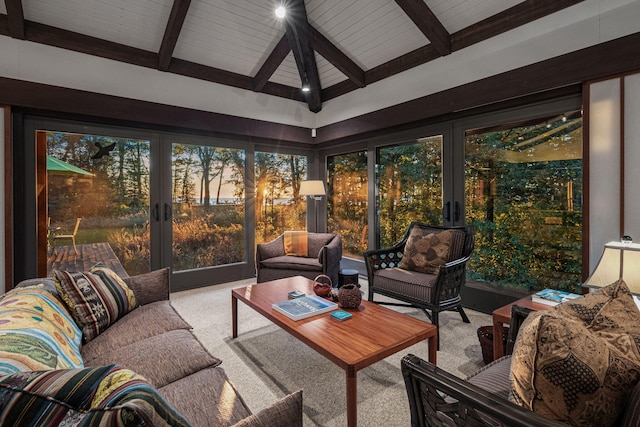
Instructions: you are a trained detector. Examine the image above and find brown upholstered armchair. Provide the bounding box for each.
[256,232,342,286]
[363,222,475,348]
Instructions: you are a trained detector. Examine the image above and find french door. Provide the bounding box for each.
[25,118,255,290]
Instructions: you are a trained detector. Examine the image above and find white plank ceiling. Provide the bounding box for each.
[3,0,589,111]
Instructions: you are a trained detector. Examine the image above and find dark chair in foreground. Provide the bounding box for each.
[364,222,474,348]
[256,232,342,286]
[400,304,561,427]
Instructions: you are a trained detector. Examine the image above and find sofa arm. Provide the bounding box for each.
[123,267,170,305]
[401,354,566,427]
[232,390,303,427]
[256,235,285,263]
[321,235,342,286]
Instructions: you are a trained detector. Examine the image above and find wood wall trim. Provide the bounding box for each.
[581,82,590,282]
[3,106,12,292]
[620,77,625,240]
[0,77,314,145]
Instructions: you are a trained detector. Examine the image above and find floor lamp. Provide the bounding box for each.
[299,180,325,232]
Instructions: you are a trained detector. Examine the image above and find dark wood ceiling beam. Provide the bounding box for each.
[316,30,640,144]
[282,0,322,112]
[0,17,306,103]
[253,35,290,92]
[21,20,157,68]
[394,0,450,56]
[0,76,314,144]
[452,0,586,51]
[5,0,25,39]
[323,0,586,102]
[309,26,365,88]
[158,0,191,71]
[323,44,441,101]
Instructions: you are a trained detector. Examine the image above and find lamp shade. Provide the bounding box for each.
[299,180,325,196]
[584,241,640,294]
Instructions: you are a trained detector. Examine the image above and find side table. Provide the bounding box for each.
[491,296,550,361]
[338,269,359,288]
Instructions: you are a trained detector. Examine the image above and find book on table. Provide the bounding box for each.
[272,295,338,321]
[532,288,581,306]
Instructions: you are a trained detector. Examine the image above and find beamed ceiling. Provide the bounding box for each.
[0,0,587,113]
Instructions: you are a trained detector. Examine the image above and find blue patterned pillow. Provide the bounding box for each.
[54,264,138,342]
[0,285,83,375]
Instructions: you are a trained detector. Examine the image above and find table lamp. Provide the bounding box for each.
[583,237,640,294]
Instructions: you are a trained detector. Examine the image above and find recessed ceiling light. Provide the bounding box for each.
[275,6,286,18]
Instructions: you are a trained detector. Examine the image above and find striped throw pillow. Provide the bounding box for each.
[0,365,191,426]
[284,231,309,257]
[54,264,138,342]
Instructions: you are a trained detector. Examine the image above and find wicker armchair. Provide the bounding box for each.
[363,222,474,349]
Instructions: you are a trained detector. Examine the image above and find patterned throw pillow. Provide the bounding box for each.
[284,231,309,257]
[0,285,83,375]
[0,365,191,427]
[510,280,640,426]
[399,228,454,274]
[54,264,138,342]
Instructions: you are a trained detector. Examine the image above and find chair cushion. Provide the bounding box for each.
[284,231,308,256]
[84,329,221,388]
[233,389,303,427]
[399,227,454,274]
[54,264,138,343]
[374,268,437,303]
[260,255,323,271]
[159,366,252,426]
[81,300,192,364]
[510,280,640,426]
[0,285,83,375]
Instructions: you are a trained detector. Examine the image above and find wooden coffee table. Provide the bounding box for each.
[232,276,437,427]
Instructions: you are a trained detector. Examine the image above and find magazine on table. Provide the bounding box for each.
[532,288,581,306]
[272,295,338,321]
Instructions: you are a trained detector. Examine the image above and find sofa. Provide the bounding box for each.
[0,266,303,426]
[401,280,640,427]
[256,231,342,287]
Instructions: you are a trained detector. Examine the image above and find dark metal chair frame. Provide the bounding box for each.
[363,222,475,349]
[400,303,562,427]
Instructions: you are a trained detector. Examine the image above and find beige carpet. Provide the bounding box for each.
[170,278,492,427]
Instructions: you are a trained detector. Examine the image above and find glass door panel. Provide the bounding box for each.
[45,131,151,276]
[254,152,307,244]
[376,136,443,248]
[170,143,246,272]
[464,111,583,292]
[327,151,368,259]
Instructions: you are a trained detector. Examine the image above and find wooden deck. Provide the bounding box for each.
[47,242,129,278]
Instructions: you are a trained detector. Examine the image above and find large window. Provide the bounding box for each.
[255,152,307,244]
[327,152,368,259]
[171,143,245,271]
[376,136,443,247]
[465,110,583,292]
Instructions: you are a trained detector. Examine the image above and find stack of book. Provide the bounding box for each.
[532,288,582,306]
[272,294,338,321]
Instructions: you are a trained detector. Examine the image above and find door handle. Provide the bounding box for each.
[454,201,461,222]
[152,203,159,221]
[164,203,172,221]
[443,201,451,222]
